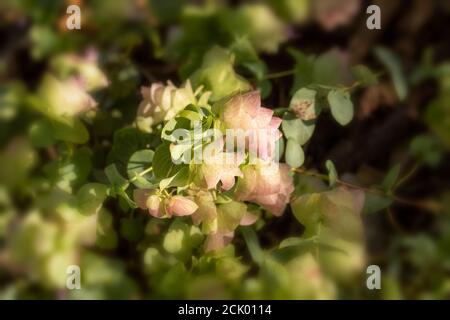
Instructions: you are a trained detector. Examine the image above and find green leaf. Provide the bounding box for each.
[410,134,443,168]
[285,138,304,168]
[327,90,354,126]
[29,119,55,148]
[291,188,364,242]
[105,164,128,192]
[105,164,135,209]
[240,226,264,265]
[127,150,155,188]
[362,193,392,215]
[96,209,118,250]
[76,183,109,216]
[351,65,378,87]
[152,143,175,179]
[191,46,251,101]
[281,115,315,146]
[375,47,408,101]
[289,48,315,94]
[381,164,401,192]
[289,88,318,121]
[50,118,89,144]
[217,201,247,234]
[159,165,190,189]
[325,160,338,187]
[107,127,153,174]
[313,49,346,86]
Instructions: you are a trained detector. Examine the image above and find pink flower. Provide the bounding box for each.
[313,0,361,31]
[166,195,198,216]
[197,138,244,191]
[235,162,294,216]
[219,91,282,160]
[133,189,164,218]
[137,80,210,131]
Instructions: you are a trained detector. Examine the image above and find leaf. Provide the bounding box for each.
[279,237,317,250]
[240,226,264,265]
[375,47,408,101]
[381,164,401,192]
[29,119,55,148]
[285,138,304,168]
[96,209,118,250]
[313,49,346,86]
[289,48,315,94]
[289,88,318,120]
[152,143,175,179]
[105,164,135,209]
[107,127,153,174]
[159,165,190,189]
[327,90,354,126]
[362,193,392,215]
[281,115,315,146]
[127,150,155,188]
[50,118,89,144]
[351,65,378,87]
[191,46,251,101]
[217,201,247,234]
[105,164,128,192]
[291,188,365,242]
[325,160,338,187]
[76,183,109,216]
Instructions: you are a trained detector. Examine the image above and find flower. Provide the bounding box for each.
[134,190,198,218]
[137,80,210,132]
[196,138,244,191]
[134,189,164,218]
[219,91,282,160]
[235,161,294,216]
[166,195,198,216]
[313,0,361,31]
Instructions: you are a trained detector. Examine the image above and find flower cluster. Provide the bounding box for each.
[133,81,294,250]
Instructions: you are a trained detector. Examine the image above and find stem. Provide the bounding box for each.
[394,162,420,191]
[129,166,153,183]
[263,69,296,80]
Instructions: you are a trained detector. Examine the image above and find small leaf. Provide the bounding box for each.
[351,65,378,87]
[127,149,155,188]
[76,183,108,216]
[29,119,55,148]
[289,88,318,120]
[381,164,401,192]
[281,115,315,146]
[159,165,190,190]
[325,160,338,187]
[327,90,354,126]
[362,193,392,215]
[152,143,174,179]
[285,138,304,168]
[375,47,408,101]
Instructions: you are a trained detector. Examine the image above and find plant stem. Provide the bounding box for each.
[263,69,296,80]
[129,166,153,183]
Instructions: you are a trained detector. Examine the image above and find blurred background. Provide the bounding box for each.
[0,0,449,299]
